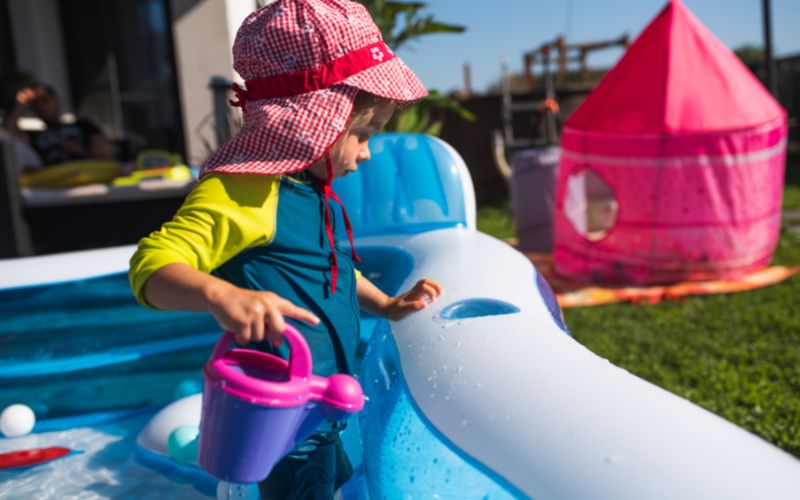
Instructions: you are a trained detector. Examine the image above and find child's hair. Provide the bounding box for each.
[346,92,395,132]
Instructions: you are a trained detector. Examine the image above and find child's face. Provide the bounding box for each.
[310,101,395,180]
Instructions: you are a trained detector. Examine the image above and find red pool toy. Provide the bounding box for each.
[0,447,75,470]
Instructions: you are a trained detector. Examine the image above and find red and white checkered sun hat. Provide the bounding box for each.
[200,0,428,177]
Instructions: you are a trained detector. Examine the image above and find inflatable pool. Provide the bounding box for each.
[1,133,799,499]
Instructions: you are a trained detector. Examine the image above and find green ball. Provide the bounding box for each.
[167,424,199,464]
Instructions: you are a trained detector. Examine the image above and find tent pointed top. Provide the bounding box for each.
[565,0,784,134]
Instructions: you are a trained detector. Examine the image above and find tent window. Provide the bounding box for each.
[563,169,618,241]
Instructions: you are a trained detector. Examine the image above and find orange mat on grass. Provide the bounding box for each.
[526,253,800,309]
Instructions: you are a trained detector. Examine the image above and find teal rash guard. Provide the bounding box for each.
[129,173,360,377]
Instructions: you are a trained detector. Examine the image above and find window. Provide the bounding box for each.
[0,0,20,120]
[563,169,618,241]
[59,0,184,158]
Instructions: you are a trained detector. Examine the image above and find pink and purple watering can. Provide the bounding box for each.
[197,325,364,483]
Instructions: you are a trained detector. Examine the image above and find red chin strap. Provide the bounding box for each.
[320,156,361,294]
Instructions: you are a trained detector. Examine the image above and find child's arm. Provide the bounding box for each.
[130,173,319,346]
[144,262,319,346]
[356,275,444,321]
[1,87,37,141]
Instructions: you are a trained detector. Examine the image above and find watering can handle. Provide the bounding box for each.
[211,325,313,380]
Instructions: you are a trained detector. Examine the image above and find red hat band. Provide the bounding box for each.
[230,41,396,108]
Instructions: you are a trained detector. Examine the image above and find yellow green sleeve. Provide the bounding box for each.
[129,173,280,307]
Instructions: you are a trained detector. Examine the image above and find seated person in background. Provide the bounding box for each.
[1,84,117,165]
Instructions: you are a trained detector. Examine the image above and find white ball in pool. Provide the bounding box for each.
[217,481,260,500]
[0,404,36,437]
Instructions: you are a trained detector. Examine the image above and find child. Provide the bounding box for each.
[128,0,443,497]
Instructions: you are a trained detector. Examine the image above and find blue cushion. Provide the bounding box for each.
[333,133,468,237]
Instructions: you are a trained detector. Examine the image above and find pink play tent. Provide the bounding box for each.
[553,0,787,285]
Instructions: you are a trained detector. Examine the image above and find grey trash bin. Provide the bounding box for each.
[510,146,560,253]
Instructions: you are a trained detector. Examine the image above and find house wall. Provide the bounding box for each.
[169,0,252,165]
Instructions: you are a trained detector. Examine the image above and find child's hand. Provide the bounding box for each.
[382,278,444,321]
[206,283,319,346]
[15,87,38,108]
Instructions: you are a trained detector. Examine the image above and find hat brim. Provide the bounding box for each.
[342,56,428,107]
[201,57,427,177]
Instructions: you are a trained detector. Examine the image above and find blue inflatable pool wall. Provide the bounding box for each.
[333,133,471,235]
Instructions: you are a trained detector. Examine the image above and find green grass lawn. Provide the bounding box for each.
[477,154,800,458]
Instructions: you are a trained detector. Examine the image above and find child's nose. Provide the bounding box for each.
[359,146,371,162]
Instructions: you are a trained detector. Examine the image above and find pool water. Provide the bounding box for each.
[0,248,412,498]
[0,245,517,499]
[0,273,220,420]
[1,411,216,498]
[0,272,222,497]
